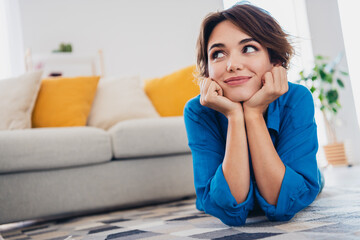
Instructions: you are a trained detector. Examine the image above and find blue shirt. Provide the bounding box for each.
[184,82,322,226]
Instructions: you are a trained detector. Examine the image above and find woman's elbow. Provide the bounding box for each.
[201,204,248,227]
[267,212,294,222]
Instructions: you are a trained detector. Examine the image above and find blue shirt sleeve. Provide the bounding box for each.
[255,85,322,221]
[184,96,254,226]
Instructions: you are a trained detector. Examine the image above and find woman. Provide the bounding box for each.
[184,3,323,226]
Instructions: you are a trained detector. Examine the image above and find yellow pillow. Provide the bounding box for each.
[32,76,100,127]
[144,65,199,116]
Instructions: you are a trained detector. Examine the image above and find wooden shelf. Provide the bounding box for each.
[25,49,105,78]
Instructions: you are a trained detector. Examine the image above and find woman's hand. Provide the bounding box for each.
[200,78,243,119]
[243,66,288,116]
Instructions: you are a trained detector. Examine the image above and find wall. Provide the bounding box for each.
[18,0,223,79]
[0,0,24,79]
[306,0,360,164]
[338,0,360,133]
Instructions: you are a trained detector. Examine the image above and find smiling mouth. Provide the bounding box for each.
[224,76,251,86]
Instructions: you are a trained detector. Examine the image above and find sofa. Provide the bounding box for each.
[0,67,199,225]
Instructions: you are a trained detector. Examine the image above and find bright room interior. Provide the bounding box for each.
[0,0,360,239]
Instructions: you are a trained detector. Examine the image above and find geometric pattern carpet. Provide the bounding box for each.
[0,166,360,240]
[1,184,360,240]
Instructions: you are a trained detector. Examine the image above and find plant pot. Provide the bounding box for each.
[323,142,348,166]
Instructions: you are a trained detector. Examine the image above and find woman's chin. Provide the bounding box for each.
[225,94,251,103]
[223,87,259,103]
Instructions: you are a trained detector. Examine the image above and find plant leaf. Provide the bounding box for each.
[337,78,345,88]
[319,69,326,80]
[310,86,316,93]
[340,71,348,76]
[325,74,333,83]
[313,65,318,73]
[326,89,338,104]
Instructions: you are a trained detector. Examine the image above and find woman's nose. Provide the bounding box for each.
[226,56,244,72]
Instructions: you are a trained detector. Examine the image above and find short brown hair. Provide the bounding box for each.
[196,3,294,78]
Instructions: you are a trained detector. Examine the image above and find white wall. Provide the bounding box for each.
[18,0,223,79]
[306,0,360,164]
[0,0,24,79]
[338,0,360,131]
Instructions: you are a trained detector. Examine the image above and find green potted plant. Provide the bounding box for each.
[298,54,348,165]
[52,42,73,53]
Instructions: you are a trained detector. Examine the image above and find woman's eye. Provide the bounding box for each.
[243,45,257,53]
[212,51,225,60]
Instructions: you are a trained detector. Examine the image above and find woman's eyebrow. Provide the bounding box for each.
[239,38,258,45]
[208,38,259,52]
[208,43,225,52]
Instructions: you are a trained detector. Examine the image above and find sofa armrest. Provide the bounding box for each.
[0,127,112,173]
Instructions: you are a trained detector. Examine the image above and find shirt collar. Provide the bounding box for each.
[266,100,280,133]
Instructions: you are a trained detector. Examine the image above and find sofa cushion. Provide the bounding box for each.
[144,65,199,117]
[109,116,190,158]
[87,75,159,130]
[32,76,100,128]
[0,71,42,130]
[0,127,112,173]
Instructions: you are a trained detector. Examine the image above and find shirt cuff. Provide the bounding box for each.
[255,165,309,221]
[210,163,254,213]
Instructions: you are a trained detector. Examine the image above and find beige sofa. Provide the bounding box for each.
[0,116,195,224]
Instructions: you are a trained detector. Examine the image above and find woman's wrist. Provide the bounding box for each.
[227,109,244,122]
[244,107,264,121]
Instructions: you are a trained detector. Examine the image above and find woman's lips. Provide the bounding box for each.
[224,76,251,86]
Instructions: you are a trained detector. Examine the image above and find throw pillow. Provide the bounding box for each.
[32,76,100,127]
[87,76,159,130]
[144,65,199,116]
[0,71,43,130]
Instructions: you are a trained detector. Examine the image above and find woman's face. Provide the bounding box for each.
[207,20,273,102]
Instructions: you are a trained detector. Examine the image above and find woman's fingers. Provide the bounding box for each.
[199,79,205,104]
[263,71,274,94]
[199,78,243,117]
[199,79,206,95]
[204,78,212,94]
[211,80,223,96]
[205,81,220,103]
[280,67,289,94]
[200,78,211,105]
[274,66,288,94]
[200,78,221,106]
[205,81,215,101]
[272,67,282,92]
[270,66,288,96]
[201,78,212,94]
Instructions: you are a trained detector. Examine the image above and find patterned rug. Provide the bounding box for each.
[1,184,360,240]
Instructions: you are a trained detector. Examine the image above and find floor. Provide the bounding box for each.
[1,165,359,240]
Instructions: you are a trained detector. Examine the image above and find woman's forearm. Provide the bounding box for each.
[244,112,285,205]
[222,112,250,204]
